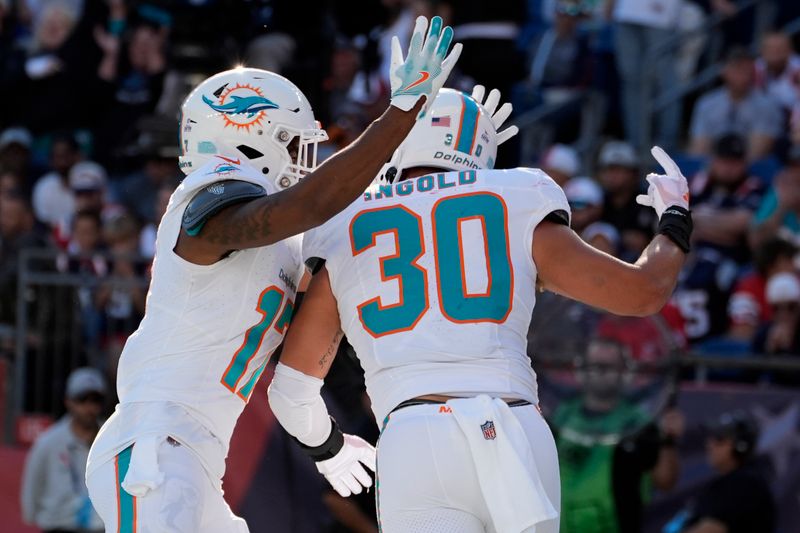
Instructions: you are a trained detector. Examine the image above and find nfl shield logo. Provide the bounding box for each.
[481,420,496,440]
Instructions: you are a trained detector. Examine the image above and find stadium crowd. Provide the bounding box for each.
[1,0,799,532]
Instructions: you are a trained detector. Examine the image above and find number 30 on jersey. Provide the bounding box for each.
[350,192,514,337]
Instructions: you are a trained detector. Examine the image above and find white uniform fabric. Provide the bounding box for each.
[86,156,304,526]
[303,168,570,424]
[86,438,249,533]
[376,401,560,533]
[303,167,568,531]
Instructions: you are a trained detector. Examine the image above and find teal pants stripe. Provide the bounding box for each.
[115,446,136,533]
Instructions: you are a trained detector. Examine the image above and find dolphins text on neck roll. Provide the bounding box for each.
[365,170,477,201]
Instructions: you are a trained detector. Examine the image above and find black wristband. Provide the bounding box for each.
[657,206,692,253]
[291,416,344,461]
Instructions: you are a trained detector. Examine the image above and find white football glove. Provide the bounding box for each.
[390,16,462,113]
[470,85,519,145]
[636,146,690,219]
[316,434,376,497]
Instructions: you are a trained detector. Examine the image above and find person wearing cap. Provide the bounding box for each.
[0,126,35,178]
[689,47,783,161]
[20,367,106,533]
[663,411,775,533]
[564,176,603,232]
[753,272,800,360]
[69,161,107,213]
[540,143,580,186]
[690,133,765,264]
[597,140,658,260]
[750,146,800,249]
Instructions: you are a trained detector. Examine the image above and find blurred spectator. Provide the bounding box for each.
[57,210,108,276]
[514,0,591,142]
[753,272,800,357]
[69,161,108,216]
[0,191,48,329]
[689,48,783,161]
[94,17,169,166]
[611,0,682,150]
[441,0,526,105]
[95,213,146,338]
[554,338,683,533]
[540,143,580,186]
[754,31,800,118]
[597,140,657,260]
[663,411,775,533]
[0,126,35,185]
[0,168,26,198]
[750,146,800,248]
[20,367,106,533]
[111,145,179,224]
[728,238,798,343]
[564,175,603,233]
[32,134,82,227]
[673,247,739,344]
[689,134,764,265]
[139,183,172,259]
[16,0,105,133]
[582,221,621,256]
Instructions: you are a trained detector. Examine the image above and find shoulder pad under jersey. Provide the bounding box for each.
[182,180,266,236]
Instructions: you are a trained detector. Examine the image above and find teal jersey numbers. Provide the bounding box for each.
[433,192,513,323]
[349,192,513,337]
[221,286,294,401]
[350,206,429,337]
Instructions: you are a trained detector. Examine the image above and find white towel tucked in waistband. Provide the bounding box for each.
[120,435,165,497]
[448,395,557,533]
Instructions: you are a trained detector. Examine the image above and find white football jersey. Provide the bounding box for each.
[88,156,303,481]
[303,168,570,423]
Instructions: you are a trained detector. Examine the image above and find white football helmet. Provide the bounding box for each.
[380,88,498,183]
[178,67,328,189]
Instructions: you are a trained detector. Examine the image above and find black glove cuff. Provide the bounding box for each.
[657,206,692,253]
[291,416,344,461]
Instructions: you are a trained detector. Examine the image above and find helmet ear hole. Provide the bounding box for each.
[237,145,264,160]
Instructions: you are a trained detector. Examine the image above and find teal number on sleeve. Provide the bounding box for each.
[433,193,513,322]
[221,286,284,394]
[350,206,429,337]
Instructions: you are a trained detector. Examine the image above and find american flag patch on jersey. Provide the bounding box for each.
[432,116,451,127]
[481,420,496,440]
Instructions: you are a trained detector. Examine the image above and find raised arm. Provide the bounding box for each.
[177,16,462,264]
[536,147,692,317]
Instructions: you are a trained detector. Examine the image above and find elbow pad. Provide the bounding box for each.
[267,362,332,447]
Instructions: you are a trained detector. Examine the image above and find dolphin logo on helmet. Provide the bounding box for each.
[202,95,280,117]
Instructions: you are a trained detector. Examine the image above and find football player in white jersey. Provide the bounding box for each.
[84,16,461,533]
[266,86,694,532]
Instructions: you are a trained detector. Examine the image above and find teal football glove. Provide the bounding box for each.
[470,84,519,146]
[390,15,462,113]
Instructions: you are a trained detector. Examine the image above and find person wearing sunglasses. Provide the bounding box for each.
[21,367,107,533]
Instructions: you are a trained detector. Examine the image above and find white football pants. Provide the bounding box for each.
[376,401,561,533]
[86,438,248,533]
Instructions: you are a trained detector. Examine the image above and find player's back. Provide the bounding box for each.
[304,167,569,422]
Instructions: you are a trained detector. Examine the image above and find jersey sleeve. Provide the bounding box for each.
[518,168,572,252]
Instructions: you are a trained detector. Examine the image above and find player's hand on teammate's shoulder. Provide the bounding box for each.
[636,146,691,219]
[316,433,377,497]
[389,16,462,113]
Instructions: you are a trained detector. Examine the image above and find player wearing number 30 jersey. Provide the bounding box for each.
[268,86,695,532]
[84,16,462,533]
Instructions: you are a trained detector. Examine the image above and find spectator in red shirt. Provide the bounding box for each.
[728,238,798,342]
